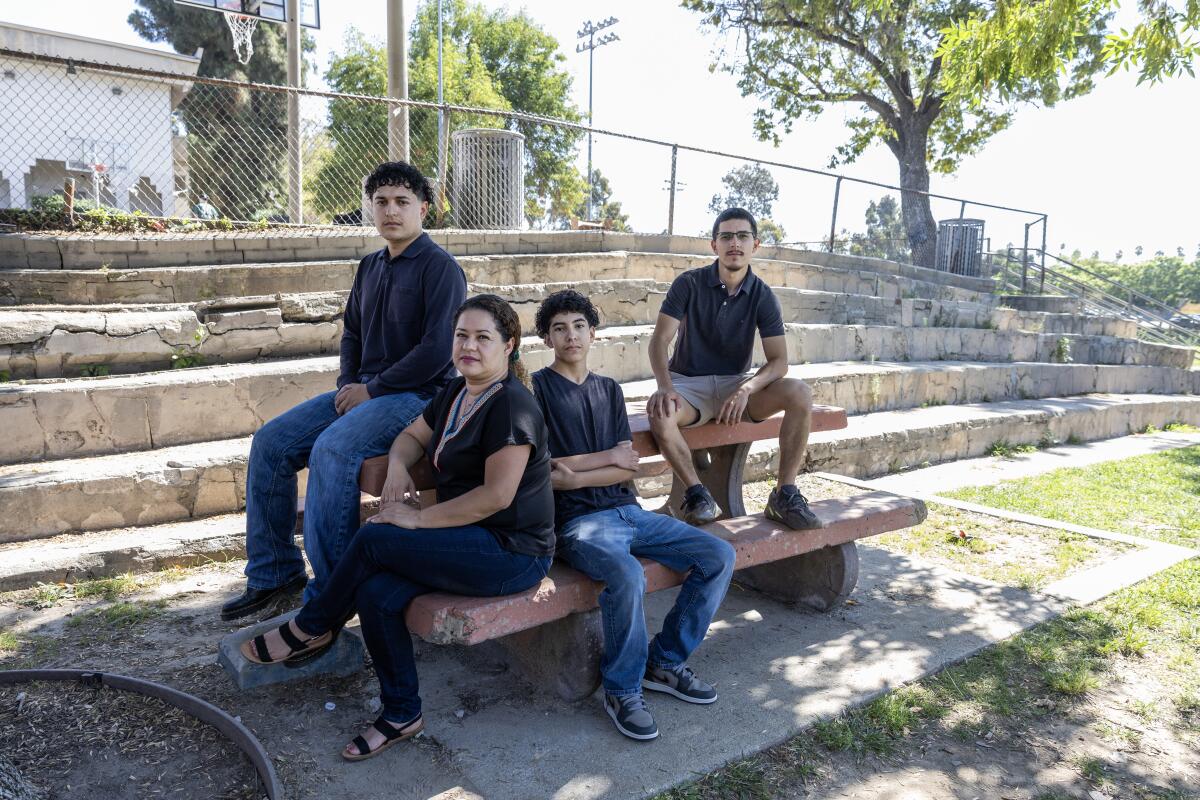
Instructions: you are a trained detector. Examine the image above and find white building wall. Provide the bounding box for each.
[0,23,199,215]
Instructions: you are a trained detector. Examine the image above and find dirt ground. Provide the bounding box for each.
[0,476,1196,800]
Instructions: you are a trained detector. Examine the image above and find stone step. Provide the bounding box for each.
[575,324,1194,381]
[632,393,1200,496]
[0,229,995,296]
[0,513,251,592]
[0,438,252,544]
[0,298,1181,381]
[6,389,1198,545]
[6,357,1199,464]
[0,250,991,307]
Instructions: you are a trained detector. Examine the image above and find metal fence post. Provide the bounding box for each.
[667,144,678,236]
[1039,215,1048,294]
[1021,222,1031,293]
[437,105,450,225]
[286,0,303,224]
[828,176,843,252]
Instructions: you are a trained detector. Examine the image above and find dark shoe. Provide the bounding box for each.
[343,714,424,762]
[643,663,718,704]
[240,618,334,665]
[220,574,306,622]
[604,693,659,741]
[765,485,822,530]
[680,485,721,525]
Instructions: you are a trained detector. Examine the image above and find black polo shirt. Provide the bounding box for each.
[660,260,785,377]
[338,232,467,398]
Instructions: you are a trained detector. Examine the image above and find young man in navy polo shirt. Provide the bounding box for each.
[531,290,736,741]
[221,161,467,621]
[647,207,821,529]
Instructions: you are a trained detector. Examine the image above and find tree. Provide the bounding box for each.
[311,28,510,219]
[551,169,630,231]
[129,0,315,220]
[409,0,586,224]
[844,195,910,261]
[682,1,1110,267]
[708,163,787,243]
[936,0,1200,100]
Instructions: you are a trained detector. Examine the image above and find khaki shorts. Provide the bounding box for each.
[669,371,756,427]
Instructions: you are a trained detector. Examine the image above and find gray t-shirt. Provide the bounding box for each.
[660,261,786,376]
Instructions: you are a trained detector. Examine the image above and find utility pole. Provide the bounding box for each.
[576,16,619,221]
[387,0,409,161]
[286,0,302,222]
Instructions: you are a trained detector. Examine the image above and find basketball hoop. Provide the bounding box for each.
[92,164,108,174]
[224,13,259,64]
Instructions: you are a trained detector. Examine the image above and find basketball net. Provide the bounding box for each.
[224,13,259,64]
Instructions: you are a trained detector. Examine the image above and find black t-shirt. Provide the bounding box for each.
[531,367,639,530]
[420,375,555,557]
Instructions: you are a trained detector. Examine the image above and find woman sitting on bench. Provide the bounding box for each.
[236,294,555,762]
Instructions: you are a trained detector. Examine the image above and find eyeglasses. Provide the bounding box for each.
[715,231,755,243]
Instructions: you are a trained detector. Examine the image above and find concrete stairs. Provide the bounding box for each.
[0,229,1196,589]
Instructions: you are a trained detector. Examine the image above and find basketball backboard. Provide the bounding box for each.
[174,0,320,29]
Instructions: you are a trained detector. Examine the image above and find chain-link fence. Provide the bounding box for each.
[0,46,1048,272]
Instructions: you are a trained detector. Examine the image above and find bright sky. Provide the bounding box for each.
[6,1,1198,258]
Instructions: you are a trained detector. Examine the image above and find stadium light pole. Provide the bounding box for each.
[576,17,619,221]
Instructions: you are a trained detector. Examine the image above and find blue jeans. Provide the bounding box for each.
[296,523,551,724]
[558,505,736,696]
[242,389,429,601]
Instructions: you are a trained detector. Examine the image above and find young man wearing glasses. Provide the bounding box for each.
[646,207,821,529]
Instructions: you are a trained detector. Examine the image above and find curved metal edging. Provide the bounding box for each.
[0,669,283,800]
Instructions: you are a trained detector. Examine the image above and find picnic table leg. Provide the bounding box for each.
[734,541,860,612]
[491,609,603,702]
[664,442,751,520]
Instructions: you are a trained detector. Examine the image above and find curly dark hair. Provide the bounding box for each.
[455,294,530,388]
[711,207,758,240]
[364,161,434,204]
[534,289,600,338]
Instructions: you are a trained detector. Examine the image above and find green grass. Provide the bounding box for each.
[66,599,168,629]
[71,574,141,601]
[0,631,17,652]
[946,446,1200,549]
[656,450,1200,800]
[986,439,1039,458]
[1163,421,1200,433]
[874,503,1116,590]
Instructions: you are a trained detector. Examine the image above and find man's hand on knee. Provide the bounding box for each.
[647,388,682,420]
[335,383,371,415]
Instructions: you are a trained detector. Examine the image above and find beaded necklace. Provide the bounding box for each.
[432,380,504,469]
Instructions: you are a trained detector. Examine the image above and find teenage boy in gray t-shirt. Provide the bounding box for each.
[647,207,821,529]
[531,290,735,742]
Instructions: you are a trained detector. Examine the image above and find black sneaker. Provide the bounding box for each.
[680,485,721,525]
[765,485,822,530]
[219,574,307,622]
[604,693,659,740]
[643,663,718,704]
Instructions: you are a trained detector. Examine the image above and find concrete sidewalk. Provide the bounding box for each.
[866,430,1200,495]
[218,546,1067,800]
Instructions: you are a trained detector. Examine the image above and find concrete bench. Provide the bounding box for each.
[350,405,927,701]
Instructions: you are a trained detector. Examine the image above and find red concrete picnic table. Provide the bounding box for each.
[346,405,926,702]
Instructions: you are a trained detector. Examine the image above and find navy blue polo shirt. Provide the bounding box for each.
[531,367,639,530]
[659,260,785,377]
[338,232,467,398]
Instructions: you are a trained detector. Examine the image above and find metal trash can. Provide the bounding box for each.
[934,218,985,277]
[449,129,525,230]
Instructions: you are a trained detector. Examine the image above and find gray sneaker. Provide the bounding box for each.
[680,485,721,525]
[642,663,718,704]
[765,485,822,530]
[604,693,659,741]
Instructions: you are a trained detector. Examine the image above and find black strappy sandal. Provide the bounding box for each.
[342,714,424,762]
[240,620,333,666]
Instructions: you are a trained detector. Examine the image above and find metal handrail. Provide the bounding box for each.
[990,250,1200,349]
